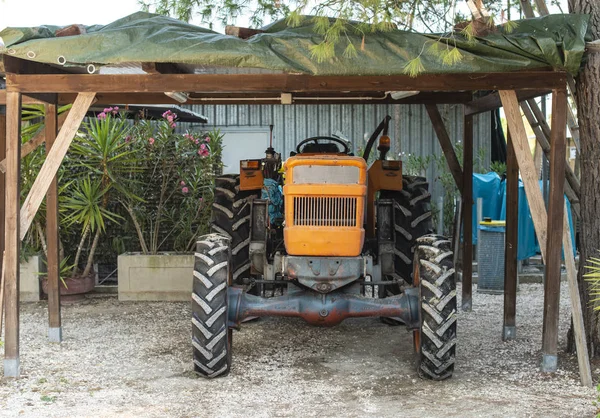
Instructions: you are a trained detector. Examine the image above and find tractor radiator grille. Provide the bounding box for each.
[293,196,357,227]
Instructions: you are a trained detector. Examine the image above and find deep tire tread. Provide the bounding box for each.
[192,234,231,378]
[211,174,260,285]
[415,234,456,381]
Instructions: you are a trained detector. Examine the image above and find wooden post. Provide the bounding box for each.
[4,91,21,377]
[0,110,5,335]
[462,114,473,311]
[503,132,519,341]
[541,89,568,373]
[45,103,61,342]
[20,92,95,240]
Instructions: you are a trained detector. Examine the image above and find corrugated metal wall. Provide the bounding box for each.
[188,103,491,204]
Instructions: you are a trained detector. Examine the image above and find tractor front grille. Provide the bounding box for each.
[293,196,357,227]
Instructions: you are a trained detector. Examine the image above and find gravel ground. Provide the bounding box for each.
[0,282,597,417]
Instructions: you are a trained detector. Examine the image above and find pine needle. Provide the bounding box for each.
[286,10,303,27]
[309,41,335,63]
[403,57,425,78]
[343,42,358,59]
[313,16,330,35]
[441,47,463,66]
[503,20,519,34]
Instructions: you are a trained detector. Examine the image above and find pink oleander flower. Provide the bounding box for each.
[103,107,113,113]
[171,122,176,128]
[180,180,186,186]
[204,136,210,142]
[148,137,155,145]
[182,187,189,193]
[199,197,203,203]
[125,135,132,143]
[97,112,107,120]
[198,148,210,157]
[194,138,199,144]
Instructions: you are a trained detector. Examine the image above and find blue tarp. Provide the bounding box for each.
[469,173,575,260]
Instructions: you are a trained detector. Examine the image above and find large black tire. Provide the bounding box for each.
[192,234,231,378]
[211,174,260,286]
[413,234,456,381]
[380,176,433,296]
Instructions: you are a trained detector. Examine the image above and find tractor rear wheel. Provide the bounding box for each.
[211,174,261,286]
[379,176,433,296]
[192,235,232,378]
[413,234,456,381]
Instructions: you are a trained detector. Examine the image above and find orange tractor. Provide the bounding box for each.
[192,116,456,380]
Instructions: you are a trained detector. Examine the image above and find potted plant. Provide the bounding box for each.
[39,107,135,300]
[117,111,222,301]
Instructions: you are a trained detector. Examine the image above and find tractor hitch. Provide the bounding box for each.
[228,286,420,328]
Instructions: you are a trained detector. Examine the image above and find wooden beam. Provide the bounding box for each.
[55,91,474,106]
[464,89,550,116]
[141,62,187,74]
[6,71,568,94]
[0,110,70,174]
[0,90,58,105]
[462,113,473,311]
[225,25,265,39]
[19,93,96,241]
[425,104,463,191]
[562,200,593,387]
[500,90,548,261]
[3,91,21,377]
[503,131,518,341]
[541,89,567,373]
[45,103,61,342]
[2,56,66,75]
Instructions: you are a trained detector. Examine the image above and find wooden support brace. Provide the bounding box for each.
[500,91,548,261]
[0,110,70,173]
[521,101,581,202]
[45,103,62,342]
[425,104,464,191]
[562,200,593,387]
[19,92,96,241]
[4,91,21,377]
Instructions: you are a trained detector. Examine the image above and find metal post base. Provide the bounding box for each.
[48,327,62,343]
[4,358,20,378]
[461,299,472,312]
[540,354,558,373]
[502,325,516,341]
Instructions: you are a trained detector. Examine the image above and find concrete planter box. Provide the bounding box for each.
[118,253,194,301]
[20,255,44,302]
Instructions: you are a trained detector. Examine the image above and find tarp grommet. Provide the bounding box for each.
[7,48,16,55]
[57,56,66,65]
[87,64,96,74]
[26,51,36,58]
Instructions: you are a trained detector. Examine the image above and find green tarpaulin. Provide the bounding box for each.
[0,12,591,76]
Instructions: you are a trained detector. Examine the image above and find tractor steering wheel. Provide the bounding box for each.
[295,136,350,154]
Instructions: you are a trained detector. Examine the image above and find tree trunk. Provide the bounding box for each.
[569,0,600,355]
[82,228,101,278]
[72,223,90,277]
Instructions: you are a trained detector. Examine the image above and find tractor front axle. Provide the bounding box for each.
[228,286,420,328]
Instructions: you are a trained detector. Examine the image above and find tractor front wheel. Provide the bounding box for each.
[413,234,456,381]
[192,234,232,378]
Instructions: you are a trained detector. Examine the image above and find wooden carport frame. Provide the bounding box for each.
[0,57,586,383]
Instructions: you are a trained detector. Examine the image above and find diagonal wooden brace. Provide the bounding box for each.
[425,104,464,192]
[19,92,96,241]
[499,90,548,261]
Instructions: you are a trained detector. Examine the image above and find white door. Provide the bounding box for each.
[221,131,270,174]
